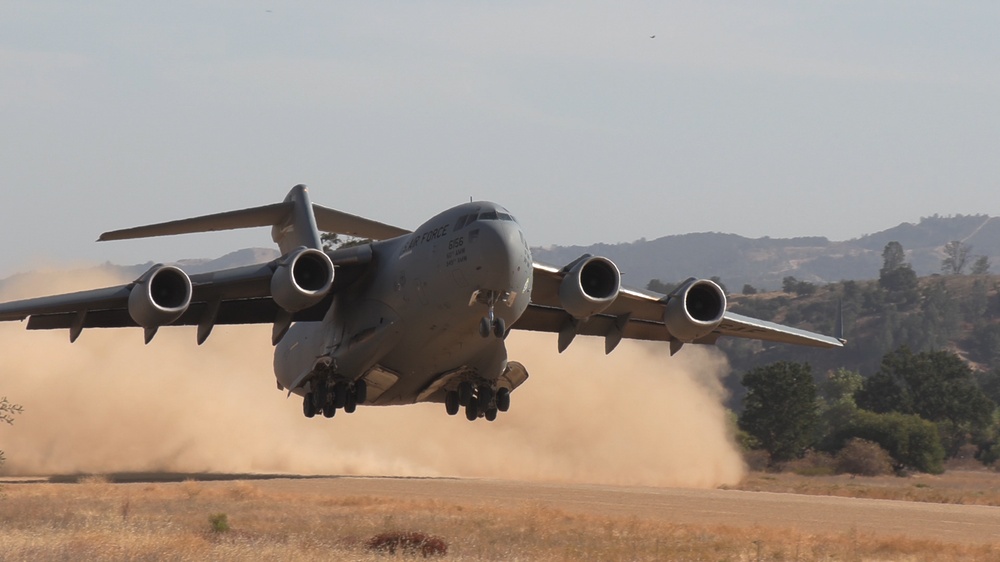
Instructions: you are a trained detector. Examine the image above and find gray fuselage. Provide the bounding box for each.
[273,202,533,405]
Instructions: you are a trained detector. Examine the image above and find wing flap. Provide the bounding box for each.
[25,295,331,331]
[0,286,132,322]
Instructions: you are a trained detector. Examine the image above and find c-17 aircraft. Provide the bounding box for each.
[0,185,843,422]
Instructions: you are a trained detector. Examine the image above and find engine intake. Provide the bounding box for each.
[663,278,726,342]
[271,247,335,312]
[128,265,193,328]
[558,255,621,319]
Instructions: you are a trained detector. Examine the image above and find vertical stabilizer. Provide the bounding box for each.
[271,185,323,254]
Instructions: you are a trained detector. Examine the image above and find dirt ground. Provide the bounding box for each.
[2,471,999,561]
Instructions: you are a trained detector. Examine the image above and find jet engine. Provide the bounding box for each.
[127,265,193,328]
[558,256,621,319]
[663,278,726,342]
[270,247,335,312]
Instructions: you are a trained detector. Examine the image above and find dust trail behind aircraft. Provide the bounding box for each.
[0,270,745,488]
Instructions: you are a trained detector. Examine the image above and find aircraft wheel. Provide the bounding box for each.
[445,391,460,415]
[303,393,316,418]
[333,381,348,409]
[493,317,506,338]
[496,388,511,412]
[344,392,357,414]
[477,386,494,411]
[479,317,491,338]
[354,380,368,404]
[322,404,335,418]
[484,408,498,422]
[457,381,473,407]
[465,401,478,421]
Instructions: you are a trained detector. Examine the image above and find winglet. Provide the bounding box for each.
[835,299,847,345]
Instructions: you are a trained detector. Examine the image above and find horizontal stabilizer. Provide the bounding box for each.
[99,202,291,242]
[99,188,411,244]
[312,204,410,240]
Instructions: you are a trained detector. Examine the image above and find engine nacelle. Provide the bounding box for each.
[663,278,727,342]
[127,265,193,328]
[270,247,335,312]
[558,255,622,320]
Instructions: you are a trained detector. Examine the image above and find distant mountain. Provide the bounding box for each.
[531,214,1000,291]
[4,214,999,295]
[0,248,279,295]
[175,248,280,274]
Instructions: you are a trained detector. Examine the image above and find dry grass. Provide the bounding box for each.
[728,469,1000,506]
[1,477,998,561]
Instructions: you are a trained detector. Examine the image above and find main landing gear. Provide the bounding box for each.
[302,378,367,419]
[444,381,511,422]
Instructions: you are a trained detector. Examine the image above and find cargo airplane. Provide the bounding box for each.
[0,185,843,421]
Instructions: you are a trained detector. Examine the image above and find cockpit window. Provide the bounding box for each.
[478,211,499,221]
[454,214,470,230]
[497,212,514,222]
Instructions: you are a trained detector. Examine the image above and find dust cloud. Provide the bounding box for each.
[0,270,746,488]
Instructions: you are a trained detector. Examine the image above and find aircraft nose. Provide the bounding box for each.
[471,220,533,296]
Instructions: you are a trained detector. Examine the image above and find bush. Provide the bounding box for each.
[835,410,945,474]
[742,449,770,472]
[835,438,893,476]
[782,450,836,476]
[209,513,230,533]
[366,532,447,557]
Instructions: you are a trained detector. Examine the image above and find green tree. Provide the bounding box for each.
[781,276,797,293]
[739,362,819,464]
[741,284,758,295]
[816,369,864,447]
[0,396,23,467]
[971,255,991,275]
[878,242,918,300]
[941,240,972,275]
[646,279,675,294]
[321,232,370,251]
[856,347,996,456]
[709,276,728,295]
[835,410,945,474]
[881,241,906,275]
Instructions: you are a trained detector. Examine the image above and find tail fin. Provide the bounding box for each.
[99,184,410,254]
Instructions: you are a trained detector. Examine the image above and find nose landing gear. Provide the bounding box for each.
[478,310,506,339]
[473,289,511,339]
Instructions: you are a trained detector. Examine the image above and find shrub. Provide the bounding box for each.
[835,438,893,476]
[783,450,836,476]
[742,449,770,472]
[209,513,230,533]
[835,410,945,474]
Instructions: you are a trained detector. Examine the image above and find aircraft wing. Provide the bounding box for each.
[0,186,394,345]
[514,262,844,353]
[0,245,370,344]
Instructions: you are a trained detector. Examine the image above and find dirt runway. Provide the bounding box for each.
[258,476,1000,545]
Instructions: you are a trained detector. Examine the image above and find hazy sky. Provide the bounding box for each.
[3,2,999,275]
